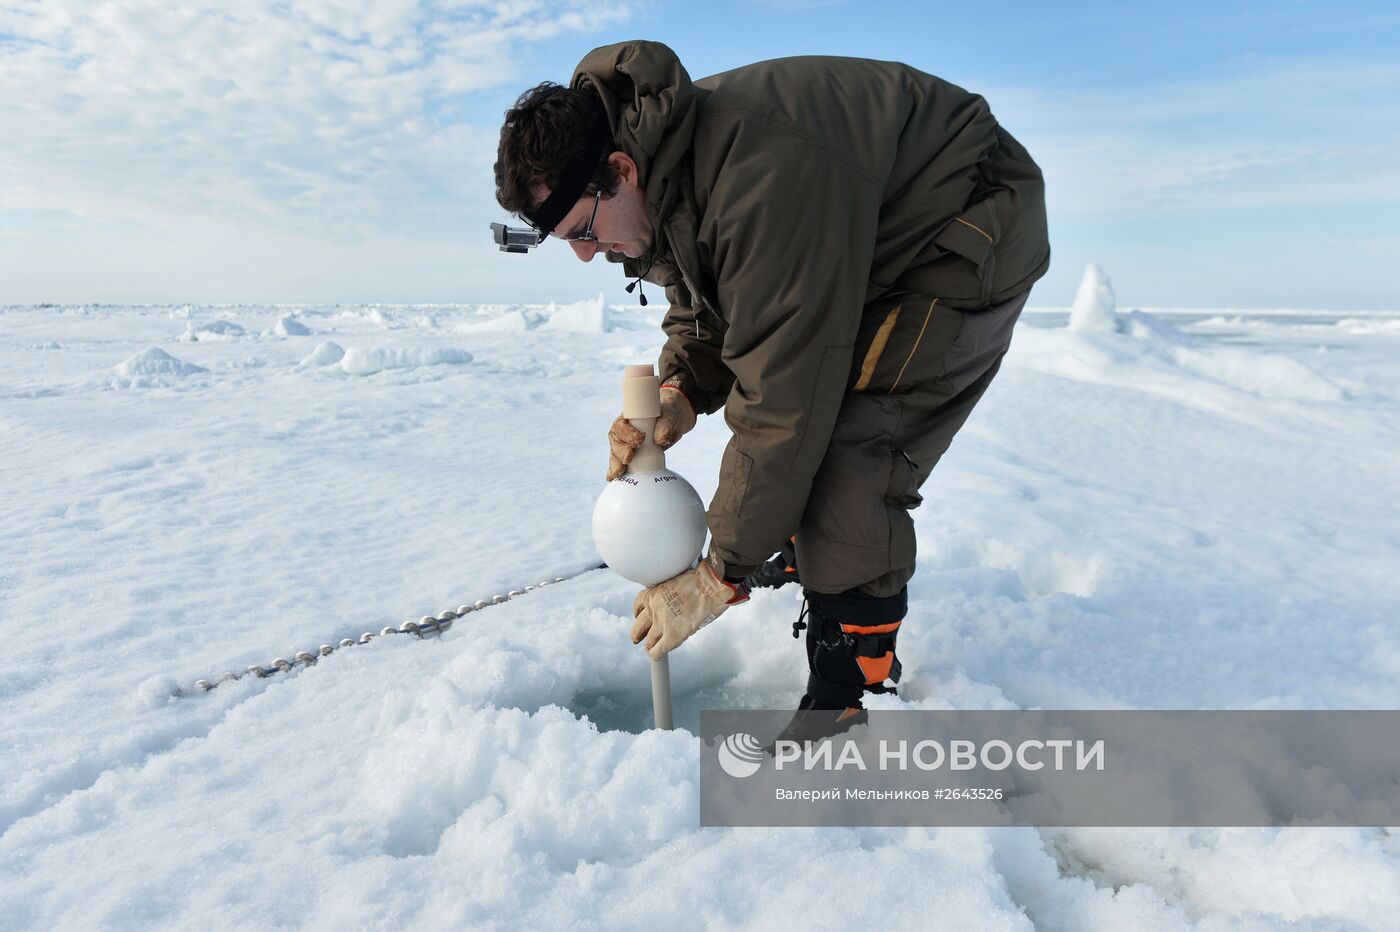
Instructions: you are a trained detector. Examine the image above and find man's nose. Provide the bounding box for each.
[569,240,600,262]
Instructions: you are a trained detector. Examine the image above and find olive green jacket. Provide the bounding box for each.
[573,41,1049,577]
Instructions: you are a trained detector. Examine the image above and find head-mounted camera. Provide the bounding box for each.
[491,222,545,253]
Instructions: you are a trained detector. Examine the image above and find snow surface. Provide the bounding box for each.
[2,299,1400,929]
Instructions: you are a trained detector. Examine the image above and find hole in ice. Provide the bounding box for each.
[567,669,774,735]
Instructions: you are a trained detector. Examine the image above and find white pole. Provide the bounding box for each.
[614,364,678,731]
[651,655,673,730]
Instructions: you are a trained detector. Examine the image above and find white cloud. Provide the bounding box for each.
[0,0,632,240]
[5,12,1395,307]
[985,62,1400,217]
[963,62,1400,307]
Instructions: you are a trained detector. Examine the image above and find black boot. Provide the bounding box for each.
[795,587,905,704]
[765,693,869,756]
[766,588,906,756]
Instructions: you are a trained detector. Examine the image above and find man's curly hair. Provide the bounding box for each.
[494,82,619,217]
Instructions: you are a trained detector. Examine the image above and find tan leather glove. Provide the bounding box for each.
[630,561,748,660]
[606,382,696,481]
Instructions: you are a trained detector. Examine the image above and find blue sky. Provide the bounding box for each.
[2,0,1397,308]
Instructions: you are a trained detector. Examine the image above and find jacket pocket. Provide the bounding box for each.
[937,289,1027,396]
[931,197,999,306]
[849,295,965,395]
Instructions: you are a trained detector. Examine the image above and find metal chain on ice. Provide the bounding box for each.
[180,562,606,696]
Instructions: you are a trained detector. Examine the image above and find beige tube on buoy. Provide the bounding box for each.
[619,363,673,730]
[620,363,666,474]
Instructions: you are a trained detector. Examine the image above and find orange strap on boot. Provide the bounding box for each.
[840,620,903,688]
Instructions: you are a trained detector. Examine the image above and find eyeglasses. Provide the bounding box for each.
[558,188,602,243]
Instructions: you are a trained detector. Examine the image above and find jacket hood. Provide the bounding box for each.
[572,41,700,277]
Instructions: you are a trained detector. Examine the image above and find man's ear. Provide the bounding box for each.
[609,150,640,188]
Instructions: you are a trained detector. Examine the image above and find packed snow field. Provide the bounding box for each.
[2,295,1399,929]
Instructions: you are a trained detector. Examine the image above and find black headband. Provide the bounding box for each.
[524,107,611,237]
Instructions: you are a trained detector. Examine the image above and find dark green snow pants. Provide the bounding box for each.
[786,288,1028,708]
[794,287,1030,599]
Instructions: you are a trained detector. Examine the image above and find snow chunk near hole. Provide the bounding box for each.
[338,346,473,376]
[134,675,182,710]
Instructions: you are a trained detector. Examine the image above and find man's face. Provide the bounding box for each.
[535,151,653,262]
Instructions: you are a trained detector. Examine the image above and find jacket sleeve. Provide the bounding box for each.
[657,278,733,415]
[701,133,882,578]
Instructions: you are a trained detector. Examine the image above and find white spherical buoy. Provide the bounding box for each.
[592,364,708,588]
[595,363,705,732]
[593,466,707,586]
